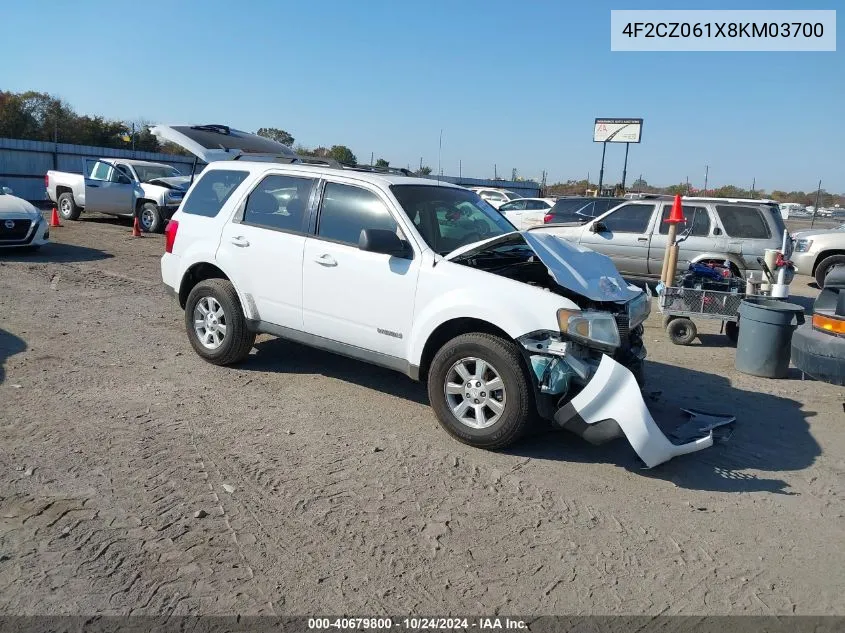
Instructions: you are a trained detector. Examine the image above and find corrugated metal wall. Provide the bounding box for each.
[428,175,540,198]
[0,138,204,202]
[0,137,540,202]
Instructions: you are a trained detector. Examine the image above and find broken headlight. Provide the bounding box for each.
[627,292,651,328]
[557,309,621,353]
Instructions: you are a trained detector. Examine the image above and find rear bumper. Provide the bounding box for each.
[791,323,845,385]
[160,253,180,300]
[553,355,717,468]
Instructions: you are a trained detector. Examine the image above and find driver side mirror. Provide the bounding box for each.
[358,228,412,259]
[591,221,608,233]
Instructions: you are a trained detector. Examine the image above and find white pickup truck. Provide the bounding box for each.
[45,158,193,233]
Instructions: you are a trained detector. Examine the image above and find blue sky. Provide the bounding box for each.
[1,0,842,191]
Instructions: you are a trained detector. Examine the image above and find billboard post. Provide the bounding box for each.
[621,142,630,192]
[594,118,643,196]
[597,141,607,198]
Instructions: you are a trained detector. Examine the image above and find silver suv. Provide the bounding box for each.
[531,195,788,278]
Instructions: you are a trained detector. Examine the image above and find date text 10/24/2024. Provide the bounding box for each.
[308,617,528,630]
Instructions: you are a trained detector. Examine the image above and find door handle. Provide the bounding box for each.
[230,236,250,247]
[315,254,337,267]
[88,184,100,188]
[637,237,648,242]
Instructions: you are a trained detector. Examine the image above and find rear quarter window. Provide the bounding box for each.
[715,205,772,239]
[181,169,249,218]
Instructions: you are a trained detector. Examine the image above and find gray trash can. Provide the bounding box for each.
[735,297,806,378]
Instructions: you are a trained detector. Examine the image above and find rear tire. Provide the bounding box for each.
[138,202,164,233]
[427,333,534,450]
[184,279,255,366]
[814,255,845,288]
[57,192,81,220]
[666,317,697,345]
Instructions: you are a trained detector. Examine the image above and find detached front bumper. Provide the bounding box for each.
[553,355,720,468]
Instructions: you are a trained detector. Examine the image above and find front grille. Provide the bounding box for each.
[0,219,32,242]
[614,314,631,342]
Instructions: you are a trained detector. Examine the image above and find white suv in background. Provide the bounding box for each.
[160,160,724,467]
[470,187,523,209]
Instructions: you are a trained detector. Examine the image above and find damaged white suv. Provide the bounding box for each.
[161,161,719,467]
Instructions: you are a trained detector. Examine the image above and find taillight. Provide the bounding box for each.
[164,220,179,253]
[45,174,49,189]
[813,313,845,335]
[544,213,554,223]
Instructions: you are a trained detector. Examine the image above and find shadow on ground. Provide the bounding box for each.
[247,337,428,405]
[0,242,113,263]
[0,328,27,385]
[508,359,818,494]
[245,339,818,494]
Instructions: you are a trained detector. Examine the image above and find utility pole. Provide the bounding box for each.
[638,174,642,192]
[686,176,690,196]
[751,177,756,198]
[811,180,822,228]
[438,129,443,177]
[371,152,374,166]
[494,164,498,179]
[703,165,709,196]
[459,160,462,179]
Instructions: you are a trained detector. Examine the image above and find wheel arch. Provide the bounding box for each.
[417,317,514,382]
[178,262,231,309]
[689,252,744,276]
[812,250,845,275]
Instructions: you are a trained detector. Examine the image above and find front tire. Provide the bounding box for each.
[814,255,845,288]
[138,202,164,233]
[427,333,534,449]
[57,192,81,220]
[184,279,255,365]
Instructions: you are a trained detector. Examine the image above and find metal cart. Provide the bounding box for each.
[657,286,745,345]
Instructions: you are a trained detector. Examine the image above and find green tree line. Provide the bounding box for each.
[2,91,838,201]
[547,177,844,208]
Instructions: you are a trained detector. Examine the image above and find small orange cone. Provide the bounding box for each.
[132,215,142,237]
[665,194,685,224]
[49,207,62,227]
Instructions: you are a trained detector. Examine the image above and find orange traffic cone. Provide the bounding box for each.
[665,194,685,225]
[49,207,62,227]
[132,215,142,237]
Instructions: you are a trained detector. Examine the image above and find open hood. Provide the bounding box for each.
[444,231,640,303]
[149,124,299,164]
[145,175,193,190]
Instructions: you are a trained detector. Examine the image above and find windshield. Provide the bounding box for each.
[504,190,523,200]
[133,164,182,182]
[390,185,516,255]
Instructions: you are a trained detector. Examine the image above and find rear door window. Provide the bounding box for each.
[600,204,655,233]
[715,205,772,238]
[501,200,526,211]
[242,174,316,233]
[659,205,711,236]
[181,169,249,218]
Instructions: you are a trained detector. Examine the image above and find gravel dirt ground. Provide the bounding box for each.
[1,213,843,616]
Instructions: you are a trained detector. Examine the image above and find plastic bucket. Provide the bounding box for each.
[735,298,805,378]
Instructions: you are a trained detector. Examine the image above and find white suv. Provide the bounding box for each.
[161,161,720,467]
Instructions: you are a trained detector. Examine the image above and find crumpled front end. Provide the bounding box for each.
[521,335,730,468]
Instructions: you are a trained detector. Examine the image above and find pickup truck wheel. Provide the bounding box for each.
[427,333,533,449]
[814,255,845,288]
[57,192,81,220]
[139,202,164,233]
[184,279,255,366]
